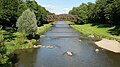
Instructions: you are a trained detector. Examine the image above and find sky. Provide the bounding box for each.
[35,0,96,14]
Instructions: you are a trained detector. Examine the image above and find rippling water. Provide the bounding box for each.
[16,21,120,67]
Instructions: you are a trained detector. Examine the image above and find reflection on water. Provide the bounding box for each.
[16,21,120,67]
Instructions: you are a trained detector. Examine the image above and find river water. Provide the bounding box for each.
[15,21,120,67]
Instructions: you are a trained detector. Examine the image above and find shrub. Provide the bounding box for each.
[16,9,38,36]
[31,39,37,45]
[0,28,12,66]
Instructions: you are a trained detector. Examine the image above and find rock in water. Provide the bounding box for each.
[33,45,38,48]
[95,49,99,52]
[79,39,82,42]
[66,51,73,56]
[88,35,95,38]
[40,35,46,38]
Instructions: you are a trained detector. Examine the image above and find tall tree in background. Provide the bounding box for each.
[69,0,120,25]
[69,0,120,35]
[0,0,51,28]
[0,0,21,27]
[69,3,89,24]
[111,0,120,25]
[87,2,95,23]
[26,0,50,26]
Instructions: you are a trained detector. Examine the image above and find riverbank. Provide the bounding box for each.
[95,38,120,53]
[71,24,120,42]
[0,22,53,57]
[15,21,120,67]
[0,20,53,66]
[70,23,120,53]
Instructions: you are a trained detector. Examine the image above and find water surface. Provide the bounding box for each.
[16,21,120,67]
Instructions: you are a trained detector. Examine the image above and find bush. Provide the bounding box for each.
[0,28,12,67]
[16,9,38,35]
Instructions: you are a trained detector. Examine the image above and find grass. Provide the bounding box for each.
[0,22,53,55]
[65,21,75,25]
[71,24,120,41]
[37,23,52,35]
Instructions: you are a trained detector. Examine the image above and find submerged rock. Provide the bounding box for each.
[33,45,55,49]
[95,49,99,52]
[64,51,73,56]
[79,39,82,42]
[40,35,46,38]
[88,35,95,38]
[66,51,73,56]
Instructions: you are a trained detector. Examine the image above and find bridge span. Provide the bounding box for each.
[47,14,77,22]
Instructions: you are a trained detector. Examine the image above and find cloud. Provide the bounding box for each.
[41,4,71,14]
[41,4,56,11]
[63,8,72,11]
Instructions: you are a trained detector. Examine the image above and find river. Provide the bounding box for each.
[15,21,120,67]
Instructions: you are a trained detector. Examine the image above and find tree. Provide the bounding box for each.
[17,2,28,17]
[69,3,89,24]
[87,2,95,23]
[0,0,21,27]
[93,0,107,24]
[111,0,120,25]
[16,9,38,35]
[26,0,50,26]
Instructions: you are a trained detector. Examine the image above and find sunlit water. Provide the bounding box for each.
[15,21,120,67]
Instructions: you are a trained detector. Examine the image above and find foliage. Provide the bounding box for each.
[0,0,21,27]
[0,28,12,67]
[0,0,51,28]
[69,0,120,34]
[0,0,52,66]
[16,9,38,35]
[69,0,120,25]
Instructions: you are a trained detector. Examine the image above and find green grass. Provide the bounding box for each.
[37,23,52,35]
[71,24,120,41]
[65,21,75,25]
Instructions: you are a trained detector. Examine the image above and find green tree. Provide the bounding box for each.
[87,2,95,23]
[26,0,50,26]
[0,0,21,27]
[93,0,107,24]
[16,9,38,35]
[69,3,89,24]
[111,0,120,25]
[69,7,79,15]
[17,2,28,17]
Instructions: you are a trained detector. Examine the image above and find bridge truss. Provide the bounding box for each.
[47,14,77,22]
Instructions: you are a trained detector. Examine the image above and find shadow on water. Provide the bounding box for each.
[15,21,120,67]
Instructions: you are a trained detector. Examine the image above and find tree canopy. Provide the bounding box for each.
[0,0,51,28]
[69,0,120,25]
